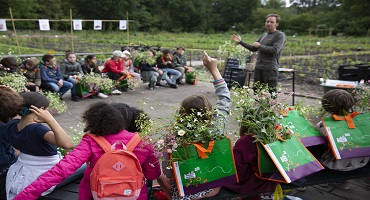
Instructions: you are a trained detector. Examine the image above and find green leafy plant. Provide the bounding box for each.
[351,82,370,113]
[39,90,68,114]
[217,40,252,66]
[0,72,27,93]
[79,74,115,92]
[231,84,292,144]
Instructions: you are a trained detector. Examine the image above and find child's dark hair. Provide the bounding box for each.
[179,95,213,121]
[42,54,54,63]
[111,103,134,130]
[0,57,18,70]
[65,50,75,59]
[20,92,49,116]
[111,103,149,133]
[84,55,98,71]
[82,102,126,136]
[0,87,23,123]
[321,89,354,115]
[161,49,170,55]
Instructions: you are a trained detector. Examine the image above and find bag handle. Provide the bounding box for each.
[126,133,141,152]
[86,133,112,153]
[332,112,360,129]
[280,107,295,117]
[193,141,215,159]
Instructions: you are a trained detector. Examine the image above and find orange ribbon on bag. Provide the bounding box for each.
[193,141,215,159]
[332,112,360,129]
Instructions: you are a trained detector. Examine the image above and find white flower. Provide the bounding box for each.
[178,130,186,136]
[187,123,192,128]
[197,112,202,116]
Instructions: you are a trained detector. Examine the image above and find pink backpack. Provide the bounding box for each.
[88,133,143,200]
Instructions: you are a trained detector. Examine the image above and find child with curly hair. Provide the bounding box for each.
[157,51,231,200]
[5,92,74,199]
[14,102,161,200]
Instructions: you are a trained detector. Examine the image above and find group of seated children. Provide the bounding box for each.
[1,51,367,200]
[0,46,192,102]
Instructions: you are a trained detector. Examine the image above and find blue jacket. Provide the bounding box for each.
[40,64,63,84]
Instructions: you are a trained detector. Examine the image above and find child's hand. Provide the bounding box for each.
[203,51,218,71]
[29,105,54,124]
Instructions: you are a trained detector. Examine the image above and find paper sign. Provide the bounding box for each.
[93,20,102,30]
[38,19,50,31]
[119,20,127,30]
[0,19,7,31]
[73,20,82,30]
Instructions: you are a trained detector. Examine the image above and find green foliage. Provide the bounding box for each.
[231,84,292,144]
[39,90,68,114]
[0,72,27,93]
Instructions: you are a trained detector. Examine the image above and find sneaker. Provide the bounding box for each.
[156,82,165,87]
[169,83,178,89]
[71,95,79,102]
[176,80,185,85]
[97,92,108,98]
[358,177,370,187]
[112,89,122,95]
[330,180,351,190]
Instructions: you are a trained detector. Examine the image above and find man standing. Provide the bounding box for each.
[231,13,286,93]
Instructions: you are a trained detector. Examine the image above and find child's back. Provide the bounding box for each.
[14,102,160,200]
[318,89,369,171]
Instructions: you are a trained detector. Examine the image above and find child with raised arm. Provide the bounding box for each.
[5,92,73,199]
[14,102,161,200]
[157,51,231,200]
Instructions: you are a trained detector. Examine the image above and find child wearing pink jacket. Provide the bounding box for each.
[14,102,161,200]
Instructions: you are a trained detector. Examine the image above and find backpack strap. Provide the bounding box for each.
[86,133,111,153]
[126,134,141,152]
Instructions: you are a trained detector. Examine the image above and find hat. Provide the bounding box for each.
[112,50,123,57]
[122,50,131,56]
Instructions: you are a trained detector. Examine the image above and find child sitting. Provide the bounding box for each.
[14,102,161,200]
[157,51,231,199]
[318,89,369,189]
[122,50,141,80]
[0,86,23,200]
[60,51,83,101]
[16,57,41,92]
[81,55,108,99]
[5,92,74,199]
[39,54,73,100]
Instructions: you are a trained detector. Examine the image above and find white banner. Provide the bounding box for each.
[93,20,102,30]
[119,20,127,30]
[38,19,50,31]
[73,20,82,30]
[0,19,7,31]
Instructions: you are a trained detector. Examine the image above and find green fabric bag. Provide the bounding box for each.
[171,137,238,197]
[75,82,93,98]
[322,112,370,159]
[185,71,197,85]
[281,109,326,147]
[257,137,324,183]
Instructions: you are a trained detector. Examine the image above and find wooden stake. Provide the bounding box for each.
[9,7,21,55]
[126,11,129,46]
[70,9,74,52]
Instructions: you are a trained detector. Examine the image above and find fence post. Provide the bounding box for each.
[9,7,21,55]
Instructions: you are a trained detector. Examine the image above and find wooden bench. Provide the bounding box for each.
[38,163,370,199]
